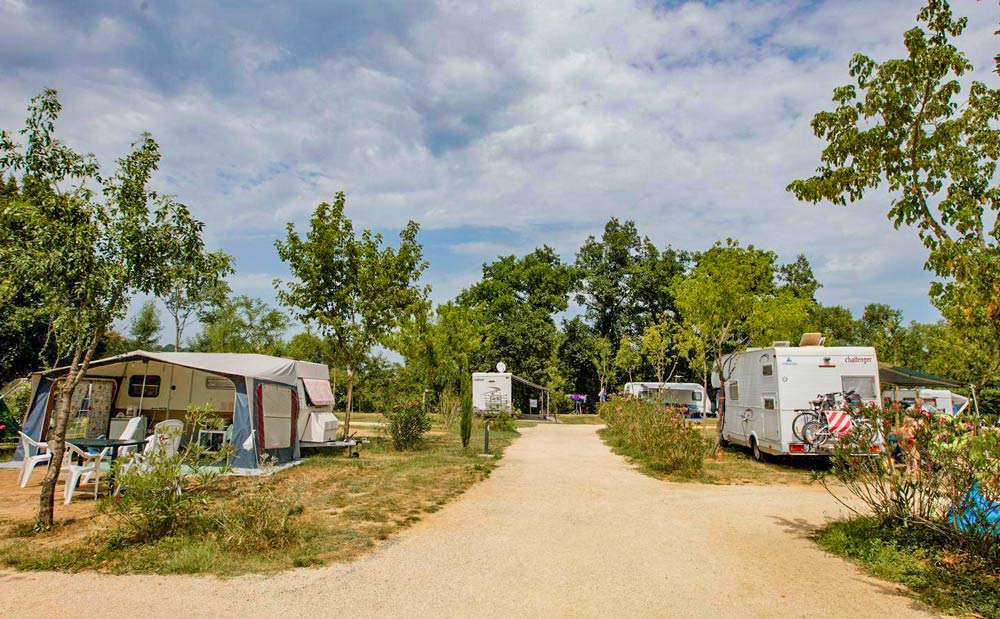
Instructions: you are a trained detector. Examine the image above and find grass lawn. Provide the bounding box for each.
[817,517,1000,618]
[599,421,826,485]
[0,421,517,576]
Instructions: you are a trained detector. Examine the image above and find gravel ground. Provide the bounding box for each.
[0,424,939,618]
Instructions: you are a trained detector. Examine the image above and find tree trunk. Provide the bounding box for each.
[174,314,182,351]
[36,332,99,529]
[343,366,354,439]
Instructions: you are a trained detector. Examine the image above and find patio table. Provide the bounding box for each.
[67,437,147,486]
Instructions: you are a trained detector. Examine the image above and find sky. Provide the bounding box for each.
[1,0,998,342]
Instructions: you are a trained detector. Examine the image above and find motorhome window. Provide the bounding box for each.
[205,376,232,390]
[692,391,703,401]
[728,381,739,401]
[762,364,773,377]
[763,394,776,410]
[127,375,160,398]
[841,376,876,400]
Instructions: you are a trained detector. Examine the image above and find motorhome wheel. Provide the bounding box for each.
[750,436,763,462]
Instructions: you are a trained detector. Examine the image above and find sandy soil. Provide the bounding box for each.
[0,424,939,618]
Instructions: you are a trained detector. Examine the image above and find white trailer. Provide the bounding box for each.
[472,372,513,414]
[714,344,881,460]
[622,382,709,416]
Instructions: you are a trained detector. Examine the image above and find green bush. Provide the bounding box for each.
[599,397,707,477]
[487,410,518,432]
[825,403,1000,563]
[212,477,303,552]
[0,379,29,441]
[385,398,432,450]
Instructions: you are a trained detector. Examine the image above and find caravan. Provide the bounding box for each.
[622,382,708,416]
[883,388,969,416]
[714,338,881,460]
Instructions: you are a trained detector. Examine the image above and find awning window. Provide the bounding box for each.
[302,378,334,406]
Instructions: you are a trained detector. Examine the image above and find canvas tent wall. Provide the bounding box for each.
[13,351,334,469]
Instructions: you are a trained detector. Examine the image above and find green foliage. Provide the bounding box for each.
[459,246,573,382]
[0,379,29,440]
[385,397,432,451]
[460,357,473,449]
[640,316,676,384]
[128,299,162,350]
[789,0,1000,369]
[103,405,235,544]
[212,476,303,552]
[613,335,642,385]
[275,192,428,420]
[591,336,613,392]
[393,301,482,395]
[818,517,1000,618]
[191,295,288,354]
[557,316,600,395]
[599,397,707,477]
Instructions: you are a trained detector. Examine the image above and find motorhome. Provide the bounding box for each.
[472,372,549,416]
[882,388,969,416]
[622,382,708,416]
[713,336,881,460]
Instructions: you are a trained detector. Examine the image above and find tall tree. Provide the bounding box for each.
[161,250,233,350]
[614,335,642,385]
[856,303,921,366]
[191,295,288,355]
[591,336,613,398]
[640,317,675,385]
[777,254,821,302]
[0,90,211,528]
[460,356,473,449]
[275,193,428,438]
[393,301,482,396]
[459,246,573,382]
[788,0,1000,370]
[811,304,859,345]
[128,300,162,350]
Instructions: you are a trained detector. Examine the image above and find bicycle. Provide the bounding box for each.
[792,390,866,447]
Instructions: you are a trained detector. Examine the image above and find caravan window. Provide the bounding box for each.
[762,393,776,410]
[127,375,160,398]
[728,381,739,401]
[205,376,233,390]
[691,391,703,401]
[842,376,876,400]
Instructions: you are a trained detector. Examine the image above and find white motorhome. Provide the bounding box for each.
[882,388,969,416]
[622,382,708,416]
[714,341,881,460]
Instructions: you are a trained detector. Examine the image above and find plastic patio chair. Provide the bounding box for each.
[153,419,184,456]
[113,416,145,458]
[16,431,51,488]
[63,442,110,504]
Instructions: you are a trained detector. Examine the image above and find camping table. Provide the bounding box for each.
[67,438,147,487]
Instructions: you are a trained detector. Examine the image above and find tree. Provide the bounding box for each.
[811,304,859,345]
[393,301,482,397]
[0,90,211,528]
[191,295,288,355]
[284,329,334,365]
[128,300,162,350]
[856,303,922,366]
[591,336,613,398]
[640,317,675,385]
[788,0,1000,371]
[777,254,820,302]
[162,250,233,350]
[460,356,473,449]
[275,193,428,438]
[556,316,600,395]
[459,246,573,382]
[575,217,687,347]
[671,240,810,452]
[614,335,641,384]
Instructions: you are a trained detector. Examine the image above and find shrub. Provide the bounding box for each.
[599,397,707,477]
[437,386,461,429]
[102,405,234,544]
[212,476,303,552]
[386,398,432,450]
[0,379,29,441]
[825,403,1000,562]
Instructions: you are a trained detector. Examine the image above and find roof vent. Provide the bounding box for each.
[772,341,791,348]
[799,333,826,346]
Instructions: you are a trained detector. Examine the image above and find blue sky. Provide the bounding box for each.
[2,0,998,342]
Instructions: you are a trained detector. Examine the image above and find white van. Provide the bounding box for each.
[714,344,881,460]
[622,382,708,416]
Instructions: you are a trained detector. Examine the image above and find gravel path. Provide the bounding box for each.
[0,424,938,618]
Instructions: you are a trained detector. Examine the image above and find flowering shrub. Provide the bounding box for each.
[385,398,432,450]
[826,403,1000,561]
[599,397,707,477]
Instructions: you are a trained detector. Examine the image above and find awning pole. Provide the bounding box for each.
[137,360,148,419]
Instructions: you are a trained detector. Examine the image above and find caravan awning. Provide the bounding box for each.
[302,378,335,405]
[878,363,963,389]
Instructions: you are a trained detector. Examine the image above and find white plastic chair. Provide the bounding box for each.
[154,419,184,456]
[115,416,144,457]
[16,432,51,488]
[63,442,110,504]
[114,434,162,495]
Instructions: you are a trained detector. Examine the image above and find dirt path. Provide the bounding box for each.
[0,424,938,618]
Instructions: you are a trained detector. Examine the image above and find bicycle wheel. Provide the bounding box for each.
[792,411,818,442]
[801,420,828,446]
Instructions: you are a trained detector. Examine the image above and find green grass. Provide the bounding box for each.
[599,423,824,485]
[0,421,518,576]
[817,517,1000,618]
